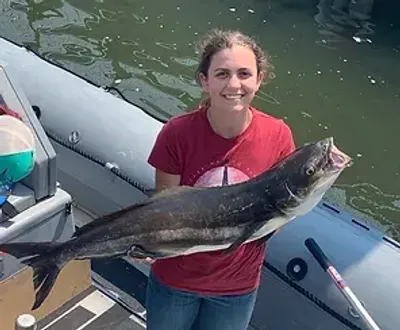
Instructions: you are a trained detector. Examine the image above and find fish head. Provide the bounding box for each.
[279,137,352,217]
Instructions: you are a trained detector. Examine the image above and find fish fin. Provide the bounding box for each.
[73,200,153,238]
[255,230,277,247]
[150,185,198,200]
[29,256,62,310]
[223,222,265,255]
[0,242,60,260]
[0,242,66,310]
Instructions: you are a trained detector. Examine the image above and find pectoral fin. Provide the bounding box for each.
[255,230,277,247]
[223,222,265,255]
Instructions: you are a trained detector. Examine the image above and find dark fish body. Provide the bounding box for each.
[0,137,352,310]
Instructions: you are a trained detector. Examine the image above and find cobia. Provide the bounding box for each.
[0,136,352,310]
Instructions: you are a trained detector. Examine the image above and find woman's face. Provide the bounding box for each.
[199,45,264,114]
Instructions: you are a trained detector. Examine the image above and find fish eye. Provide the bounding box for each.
[305,166,315,176]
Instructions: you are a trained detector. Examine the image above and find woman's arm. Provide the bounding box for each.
[155,169,181,192]
[131,169,181,264]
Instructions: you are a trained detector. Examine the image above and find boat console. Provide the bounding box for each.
[0,63,89,329]
[0,63,76,273]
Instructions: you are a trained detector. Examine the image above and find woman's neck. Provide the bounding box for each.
[206,106,253,139]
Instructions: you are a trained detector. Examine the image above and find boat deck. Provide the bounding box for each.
[37,258,260,330]
[37,259,147,330]
[37,286,145,330]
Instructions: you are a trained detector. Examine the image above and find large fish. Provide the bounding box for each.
[0,136,352,310]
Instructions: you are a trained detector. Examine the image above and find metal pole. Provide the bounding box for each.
[305,238,382,330]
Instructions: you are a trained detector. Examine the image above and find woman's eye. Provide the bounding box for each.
[238,71,251,78]
[216,72,228,78]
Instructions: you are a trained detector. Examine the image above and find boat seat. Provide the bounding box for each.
[0,64,57,207]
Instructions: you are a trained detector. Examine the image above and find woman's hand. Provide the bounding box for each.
[131,257,155,264]
[129,169,180,266]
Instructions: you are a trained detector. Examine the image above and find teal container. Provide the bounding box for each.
[0,115,36,187]
[0,150,35,186]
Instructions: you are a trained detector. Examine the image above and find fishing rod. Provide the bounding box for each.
[305,238,382,330]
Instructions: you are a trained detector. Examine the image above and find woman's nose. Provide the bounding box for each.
[227,74,241,88]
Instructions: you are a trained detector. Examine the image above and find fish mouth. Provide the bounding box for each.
[327,137,353,170]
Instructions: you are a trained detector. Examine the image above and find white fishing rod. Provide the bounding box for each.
[305,238,382,330]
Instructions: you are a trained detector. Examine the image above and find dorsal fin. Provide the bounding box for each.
[73,199,152,237]
[73,185,201,238]
[149,185,199,200]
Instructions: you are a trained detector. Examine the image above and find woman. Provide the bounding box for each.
[144,28,296,330]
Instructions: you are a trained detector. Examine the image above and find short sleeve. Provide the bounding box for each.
[277,121,296,161]
[147,120,181,175]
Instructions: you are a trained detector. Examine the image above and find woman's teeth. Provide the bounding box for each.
[223,94,243,99]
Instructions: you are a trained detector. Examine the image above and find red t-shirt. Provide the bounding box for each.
[147,105,295,295]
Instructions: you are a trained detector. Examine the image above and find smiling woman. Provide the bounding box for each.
[191,30,275,140]
[195,30,270,138]
[145,28,296,330]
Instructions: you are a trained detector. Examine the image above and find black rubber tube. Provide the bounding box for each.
[305,238,331,271]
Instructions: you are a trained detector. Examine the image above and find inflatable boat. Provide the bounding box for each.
[0,36,398,330]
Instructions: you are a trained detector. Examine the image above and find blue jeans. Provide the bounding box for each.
[145,271,258,330]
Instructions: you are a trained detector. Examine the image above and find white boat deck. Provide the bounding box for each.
[37,258,261,330]
[37,286,145,330]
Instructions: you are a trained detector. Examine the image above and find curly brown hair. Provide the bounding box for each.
[194,28,273,85]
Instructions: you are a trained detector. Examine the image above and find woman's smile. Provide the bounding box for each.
[221,93,245,100]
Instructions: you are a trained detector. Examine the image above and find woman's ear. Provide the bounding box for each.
[198,72,209,93]
[256,71,265,90]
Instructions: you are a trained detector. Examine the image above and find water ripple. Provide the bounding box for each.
[132,13,147,24]
[152,72,202,99]
[118,61,147,77]
[98,9,119,21]
[155,41,177,51]
[330,183,400,239]
[171,56,198,67]
[1,0,41,42]
[132,49,169,68]
[31,1,96,31]
[313,0,376,49]
[255,90,280,105]
[116,62,187,117]
[38,34,107,64]
[117,77,188,120]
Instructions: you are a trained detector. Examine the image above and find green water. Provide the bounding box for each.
[1,0,399,238]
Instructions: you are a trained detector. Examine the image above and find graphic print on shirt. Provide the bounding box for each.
[193,163,250,188]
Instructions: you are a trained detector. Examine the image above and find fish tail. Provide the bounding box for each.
[0,242,70,310]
